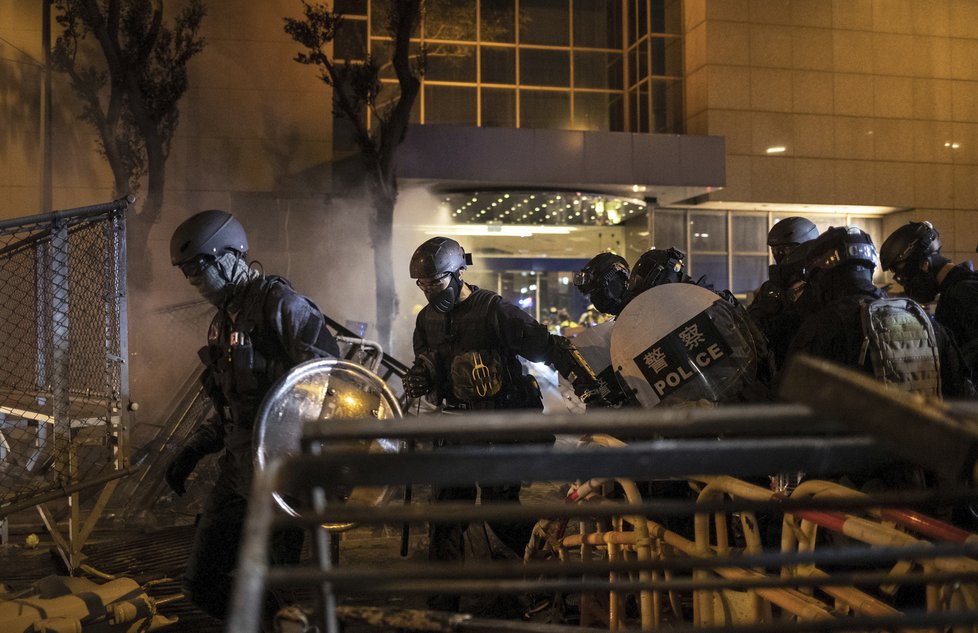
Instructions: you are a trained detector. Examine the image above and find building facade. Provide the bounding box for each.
[2,0,978,409]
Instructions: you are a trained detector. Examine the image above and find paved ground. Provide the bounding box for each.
[0,515,521,632]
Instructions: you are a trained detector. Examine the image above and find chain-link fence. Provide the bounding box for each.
[0,198,131,521]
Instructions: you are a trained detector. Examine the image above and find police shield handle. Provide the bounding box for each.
[779,354,978,484]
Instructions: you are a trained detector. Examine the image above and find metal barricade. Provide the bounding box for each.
[0,197,132,571]
[227,398,978,633]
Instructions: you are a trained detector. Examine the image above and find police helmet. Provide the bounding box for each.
[879,221,941,278]
[409,237,472,279]
[170,210,248,266]
[627,247,688,296]
[768,217,818,264]
[573,252,629,294]
[768,217,819,247]
[803,226,878,277]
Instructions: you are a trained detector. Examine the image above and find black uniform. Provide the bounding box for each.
[748,280,802,373]
[935,263,978,372]
[786,276,974,399]
[182,275,338,620]
[413,285,580,613]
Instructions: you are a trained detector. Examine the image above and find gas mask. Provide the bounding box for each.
[426,272,463,313]
[190,251,252,308]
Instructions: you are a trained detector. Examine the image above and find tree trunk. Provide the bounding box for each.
[369,186,397,354]
[127,127,166,289]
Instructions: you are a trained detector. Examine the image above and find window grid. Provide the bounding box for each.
[336,0,681,134]
[655,209,887,297]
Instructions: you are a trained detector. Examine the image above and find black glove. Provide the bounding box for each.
[165,447,204,496]
[403,362,433,399]
[572,377,604,405]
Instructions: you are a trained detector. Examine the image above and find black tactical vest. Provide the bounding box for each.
[418,287,538,409]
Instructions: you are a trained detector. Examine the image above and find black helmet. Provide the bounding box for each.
[768,217,818,264]
[409,237,472,279]
[768,217,819,247]
[803,226,877,277]
[170,210,248,266]
[574,252,628,294]
[627,247,688,297]
[879,221,941,279]
[574,252,629,316]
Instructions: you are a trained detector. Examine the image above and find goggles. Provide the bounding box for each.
[179,255,216,278]
[416,271,452,291]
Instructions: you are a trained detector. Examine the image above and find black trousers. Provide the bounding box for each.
[427,482,532,612]
[183,480,304,622]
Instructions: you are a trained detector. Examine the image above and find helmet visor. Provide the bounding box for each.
[416,271,452,292]
[179,255,216,279]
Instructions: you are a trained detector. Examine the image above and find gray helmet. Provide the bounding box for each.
[768,217,818,264]
[879,221,941,278]
[803,226,877,276]
[409,237,472,279]
[768,217,819,247]
[170,210,248,266]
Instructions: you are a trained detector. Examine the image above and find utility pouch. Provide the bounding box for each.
[230,330,259,393]
[451,350,503,403]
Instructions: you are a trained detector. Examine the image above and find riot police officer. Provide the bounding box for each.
[404,236,599,614]
[165,210,339,622]
[573,252,630,317]
[748,217,819,371]
[880,221,978,372]
[786,226,973,399]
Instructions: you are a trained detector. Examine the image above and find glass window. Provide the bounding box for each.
[652,78,682,133]
[664,37,683,76]
[424,85,476,125]
[733,255,769,294]
[520,90,570,129]
[652,37,666,75]
[574,51,623,90]
[573,92,622,132]
[333,0,367,15]
[692,254,728,291]
[336,0,367,14]
[370,0,392,36]
[334,19,367,61]
[481,46,516,85]
[425,44,476,82]
[520,49,570,87]
[482,88,516,127]
[636,81,650,133]
[573,0,622,49]
[732,215,767,252]
[481,0,516,43]
[638,38,649,80]
[372,39,423,79]
[520,0,570,46]
[425,0,476,41]
[653,209,686,250]
[690,213,727,252]
[628,2,638,46]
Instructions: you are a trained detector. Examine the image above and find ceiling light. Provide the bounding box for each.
[766,146,787,154]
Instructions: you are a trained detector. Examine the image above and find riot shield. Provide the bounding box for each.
[253,358,403,530]
[611,284,759,408]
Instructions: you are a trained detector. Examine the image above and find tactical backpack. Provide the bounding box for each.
[857,298,941,397]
